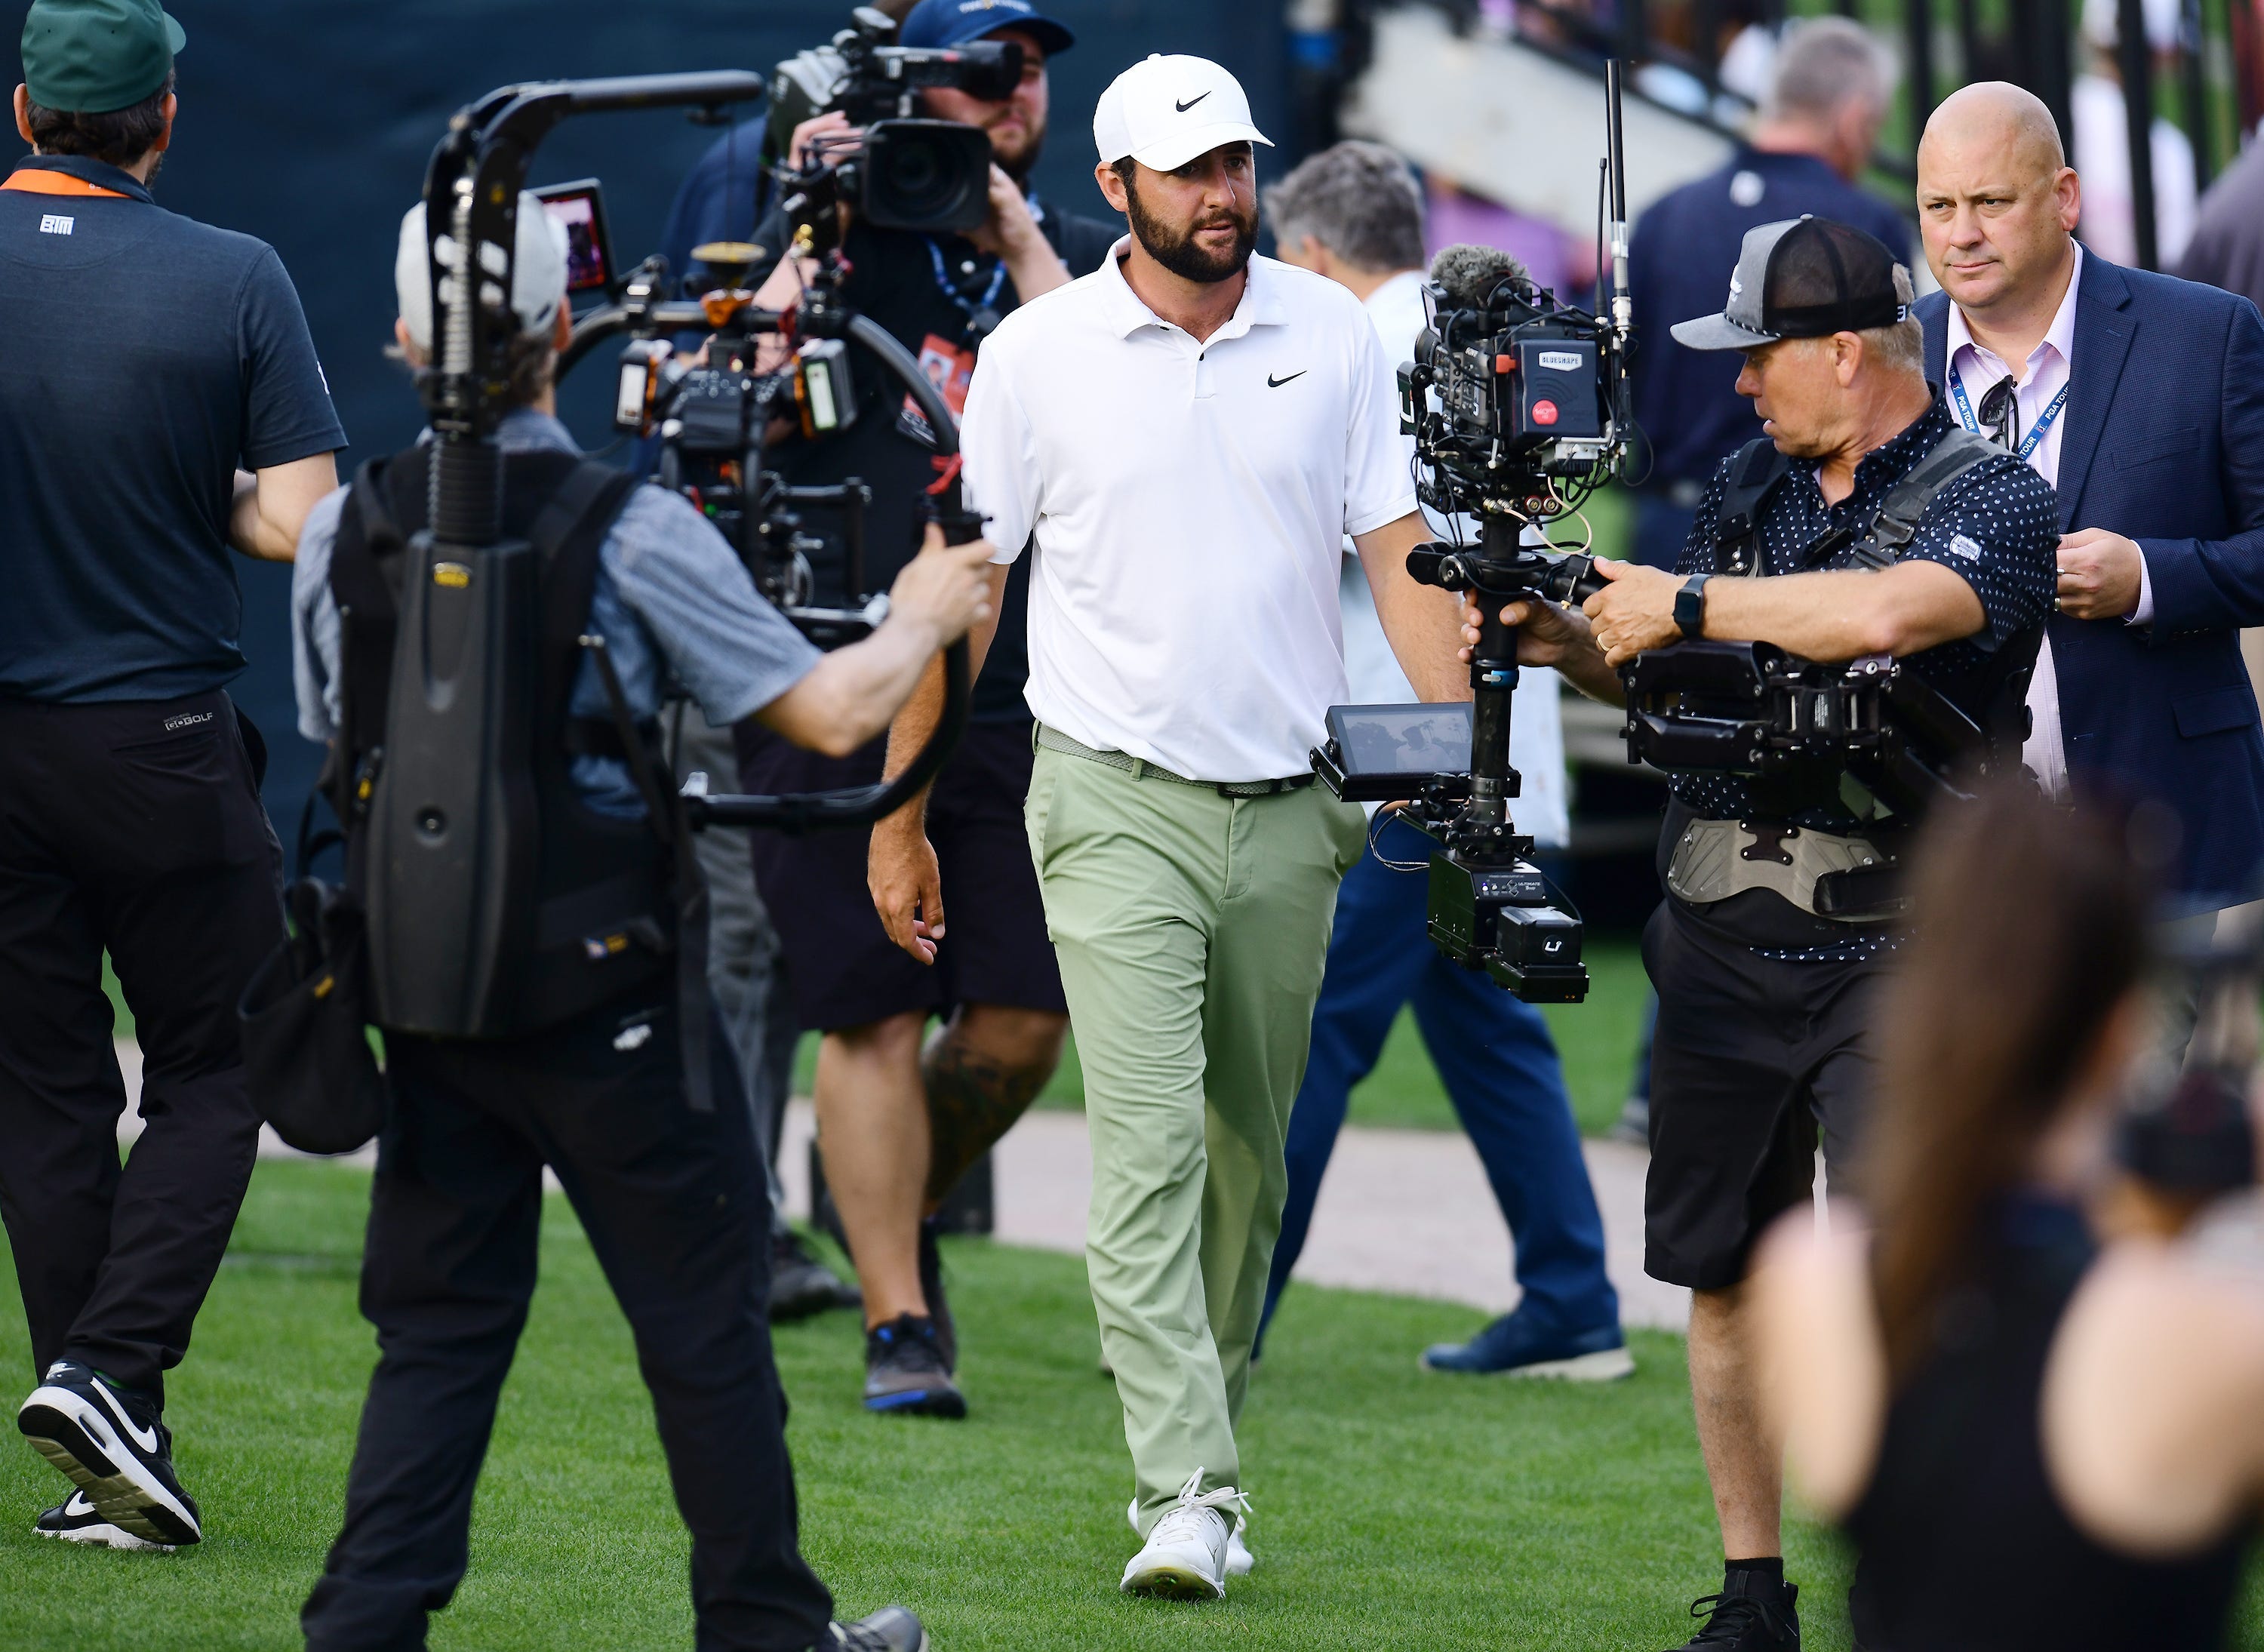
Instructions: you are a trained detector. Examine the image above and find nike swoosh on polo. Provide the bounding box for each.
[91,1380,159,1455]
[1267,371,1306,388]
[1175,92,1211,113]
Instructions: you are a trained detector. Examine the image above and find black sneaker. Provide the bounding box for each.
[917,1218,955,1374]
[825,1604,929,1650]
[1672,1576,1799,1650]
[771,1229,862,1322]
[862,1315,965,1418]
[35,1490,175,1552]
[17,1361,202,1547]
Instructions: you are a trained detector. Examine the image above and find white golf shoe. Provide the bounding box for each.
[1120,1469,1250,1599]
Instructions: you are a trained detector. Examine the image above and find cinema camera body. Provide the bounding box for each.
[1310,64,1640,1004]
[767,5,1023,244]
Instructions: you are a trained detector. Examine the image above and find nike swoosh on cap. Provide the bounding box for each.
[1267,371,1306,387]
[1175,91,1210,112]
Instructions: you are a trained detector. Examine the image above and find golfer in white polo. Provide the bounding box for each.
[868,54,1469,1598]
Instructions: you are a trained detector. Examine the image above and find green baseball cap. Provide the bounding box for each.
[20,0,186,115]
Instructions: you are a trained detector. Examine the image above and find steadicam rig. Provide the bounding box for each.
[1311,62,1638,1004]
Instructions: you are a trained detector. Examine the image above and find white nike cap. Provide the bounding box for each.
[395,192,570,352]
[1093,54,1272,173]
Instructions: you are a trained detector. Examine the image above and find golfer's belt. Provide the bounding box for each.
[1034,723,1315,798]
[1665,815,1897,921]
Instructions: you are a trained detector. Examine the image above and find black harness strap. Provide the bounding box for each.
[1713,438,1793,576]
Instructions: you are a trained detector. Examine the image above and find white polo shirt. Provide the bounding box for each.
[958,240,1420,783]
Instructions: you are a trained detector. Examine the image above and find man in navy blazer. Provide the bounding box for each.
[1915,82,2264,913]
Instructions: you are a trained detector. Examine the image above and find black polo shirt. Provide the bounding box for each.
[748,197,1118,721]
[1661,398,2058,958]
[0,154,344,703]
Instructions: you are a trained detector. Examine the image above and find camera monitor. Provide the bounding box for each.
[1318,703,1475,801]
[533,180,617,299]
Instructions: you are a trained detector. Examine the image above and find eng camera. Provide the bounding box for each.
[768,5,1021,239]
[1309,66,1638,1004]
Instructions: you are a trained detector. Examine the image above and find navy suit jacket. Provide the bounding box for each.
[1918,253,2264,904]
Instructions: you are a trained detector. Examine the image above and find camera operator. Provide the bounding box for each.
[287,195,994,1652]
[3,0,345,1552]
[1915,83,2264,954]
[1478,219,2057,1649]
[718,0,1118,1421]
[1752,783,2264,1652]
[1257,140,1629,1383]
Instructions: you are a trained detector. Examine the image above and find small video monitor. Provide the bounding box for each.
[1327,703,1473,783]
[533,179,617,298]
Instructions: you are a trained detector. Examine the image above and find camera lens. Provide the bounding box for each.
[860,119,992,235]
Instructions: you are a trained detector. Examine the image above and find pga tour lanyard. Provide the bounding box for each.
[925,236,1009,333]
[1946,361,2069,463]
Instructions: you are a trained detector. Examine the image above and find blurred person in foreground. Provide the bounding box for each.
[1259,139,1627,1380]
[1916,84,2264,939]
[728,0,1117,1420]
[1478,217,2057,1648]
[1753,782,2264,1650]
[4,0,343,1553]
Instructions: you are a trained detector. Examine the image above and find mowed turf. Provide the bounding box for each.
[3,1161,2258,1650]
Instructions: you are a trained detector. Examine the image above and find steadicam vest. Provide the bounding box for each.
[326,446,678,1040]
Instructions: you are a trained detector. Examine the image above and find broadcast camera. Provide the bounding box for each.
[1311,63,1638,1004]
[768,5,1021,241]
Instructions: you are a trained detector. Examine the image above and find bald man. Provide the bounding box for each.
[1915,84,2264,920]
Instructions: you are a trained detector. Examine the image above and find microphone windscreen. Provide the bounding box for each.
[1428,243,1528,309]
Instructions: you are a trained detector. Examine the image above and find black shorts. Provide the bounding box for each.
[1640,899,1882,1290]
[733,718,1066,1032]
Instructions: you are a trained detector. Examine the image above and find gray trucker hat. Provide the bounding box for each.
[1671,216,1907,352]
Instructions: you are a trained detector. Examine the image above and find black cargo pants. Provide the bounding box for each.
[0,689,281,1408]
[300,985,834,1652]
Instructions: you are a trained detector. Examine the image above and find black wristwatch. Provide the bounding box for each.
[1675,574,1712,641]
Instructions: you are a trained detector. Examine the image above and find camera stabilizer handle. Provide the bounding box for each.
[415,72,971,839]
[1404,523,1606,863]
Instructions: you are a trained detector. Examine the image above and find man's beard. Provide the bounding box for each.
[989,117,1044,186]
[1122,172,1257,285]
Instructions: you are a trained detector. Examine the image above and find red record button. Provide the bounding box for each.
[1531,398,1560,426]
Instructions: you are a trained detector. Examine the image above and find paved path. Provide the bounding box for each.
[124,1041,1689,1334]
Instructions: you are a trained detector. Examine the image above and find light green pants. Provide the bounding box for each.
[1024,742,1366,1534]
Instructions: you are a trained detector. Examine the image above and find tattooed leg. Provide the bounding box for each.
[922,1004,1069,1211]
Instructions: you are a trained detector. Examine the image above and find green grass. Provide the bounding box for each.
[794,938,1650,1140]
[2,1159,1859,1651]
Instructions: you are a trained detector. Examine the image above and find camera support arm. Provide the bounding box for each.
[418,73,973,838]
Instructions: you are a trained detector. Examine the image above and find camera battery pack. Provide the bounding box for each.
[1513,337,1602,441]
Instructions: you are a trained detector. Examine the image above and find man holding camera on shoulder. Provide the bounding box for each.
[287,194,995,1652]
[721,0,1116,1422]
[1481,220,2056,1649]
[4,0,343,1553]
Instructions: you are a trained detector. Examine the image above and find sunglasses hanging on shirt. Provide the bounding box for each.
[1976,379,2019,452]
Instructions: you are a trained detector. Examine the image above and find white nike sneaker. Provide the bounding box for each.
[35,1490,173,1552]
[1120,1469,1249,1599]
[1130,1490,1252,1575]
